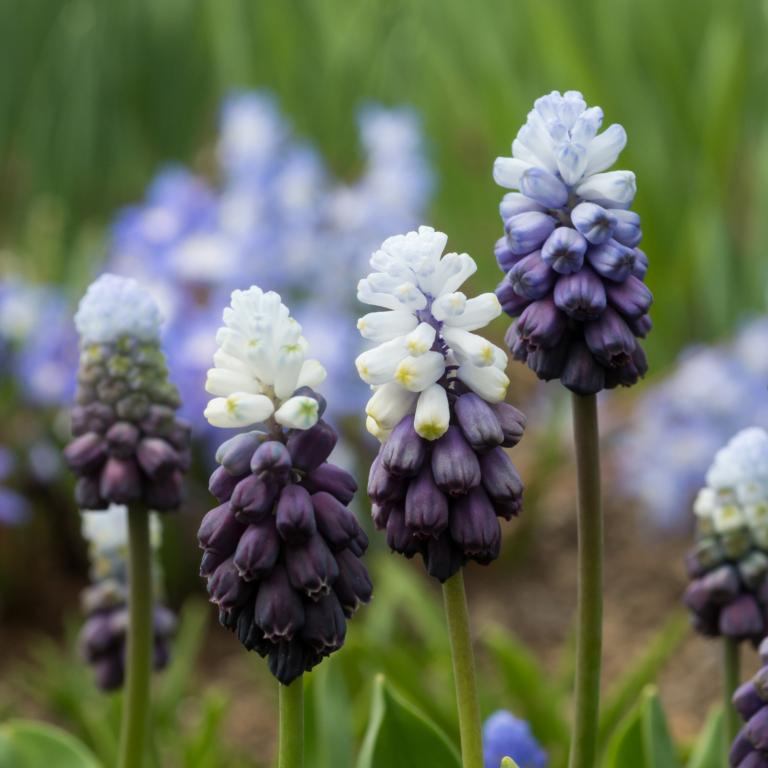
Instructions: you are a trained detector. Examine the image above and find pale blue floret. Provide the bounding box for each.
[74,273,163,345]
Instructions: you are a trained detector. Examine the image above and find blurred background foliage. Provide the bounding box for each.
[2,0,768,365]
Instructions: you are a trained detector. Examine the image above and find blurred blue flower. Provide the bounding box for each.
[615,317,768,529]
[101,90,433,430]
[483,710,548,768]
[0,447,29,526]
[0,276,78,406]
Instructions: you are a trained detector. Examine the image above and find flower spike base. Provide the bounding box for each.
[443,571,484,768]
[568,394,603,768]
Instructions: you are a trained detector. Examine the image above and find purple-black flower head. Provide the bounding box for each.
[198,286,371,685]
[493,91,652,395]
[78,507,176,691]
[65,275,189,513]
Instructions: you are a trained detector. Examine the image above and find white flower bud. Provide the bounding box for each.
[414,384,450,440]
[441,327,502,368]
[456,363,509,403]
[355,339,409,386]
[205,368,262,397]
[394,352,445,392]
[576,171,636,209]
[404,323,437,356]
[365,383,419,431]
[358,310,418,342]
[274,395,320,430]
[204,392,275,428]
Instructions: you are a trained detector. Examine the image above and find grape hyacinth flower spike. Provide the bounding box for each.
[684,428,768,752]
[493,90,652,396]
[356,226,527,768]
[199,286,371,768]
[64,274,189,768]
[79,505,175,691]
[493,92,653,768]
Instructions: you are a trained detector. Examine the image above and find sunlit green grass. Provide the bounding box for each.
[1,0,767,370]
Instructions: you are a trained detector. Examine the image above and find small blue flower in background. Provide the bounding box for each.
[615,316,768,530]
[483,710,548,768]
[0,447,29,526]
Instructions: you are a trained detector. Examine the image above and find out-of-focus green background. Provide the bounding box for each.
[2,0,768,364]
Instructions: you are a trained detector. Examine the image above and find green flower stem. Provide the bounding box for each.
[723,638,740,760]
[443,570,484,768]
[117,506,153,768]
[568,393,603,768]
[278,678,304,768]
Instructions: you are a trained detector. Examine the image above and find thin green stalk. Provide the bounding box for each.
[442,570,483,768]
[568,393,603,768]
[278,678,304,768]
[722,638,740,760]
[117,507,153,768]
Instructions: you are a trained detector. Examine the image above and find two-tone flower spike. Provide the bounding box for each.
[199,286,371,686]
[356,226,527,582]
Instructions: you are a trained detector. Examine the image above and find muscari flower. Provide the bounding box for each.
[684,428,768,644]
[198,286,372,685]
[79,505,176,691]
[483,711,548,768]
[357,227,526,581]
[63,275,190,512]
[730,638,768,767]
[493,90,652,395]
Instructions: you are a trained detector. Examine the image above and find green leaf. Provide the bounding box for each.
[602,698,646,768]
[356,675,461,768]
[305,657,354,768]
[599,612,688,748]
[686,708,723,768]
[602,687,682,768]
[642,689,681,768]
[0,720,102,768]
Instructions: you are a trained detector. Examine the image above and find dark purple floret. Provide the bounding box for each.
[79,583,175,692]
[380,415,427,476]
[199,404,370,685]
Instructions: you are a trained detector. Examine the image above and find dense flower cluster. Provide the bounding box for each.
[616,318,768,529]
[79,505,175,691]
[731,638,768,767]
[357,227,526,580]
[684,429,768,644]
[483,711,548,768]
[493,90,652,395]
[63,275,190,512]
[199,287,371,685]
